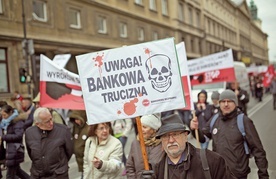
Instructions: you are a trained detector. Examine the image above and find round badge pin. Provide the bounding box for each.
[214,109,218,113]
[74,134,78,139]
[98,150,104,157]
[82,135,87,140]
[213,128,218,135]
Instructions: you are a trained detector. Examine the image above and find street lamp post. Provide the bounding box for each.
[22,0,31,96]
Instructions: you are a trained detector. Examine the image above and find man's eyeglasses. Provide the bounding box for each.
[97,126,110,131]
[219,100,234,104]
[161,132,184,141]
[40,117,53,125]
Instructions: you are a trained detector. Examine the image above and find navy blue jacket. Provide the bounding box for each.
[2,118,25,167]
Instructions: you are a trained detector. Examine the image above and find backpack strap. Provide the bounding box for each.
[200,149,212,179]
[236,113,250,155]
[209,113,219,133]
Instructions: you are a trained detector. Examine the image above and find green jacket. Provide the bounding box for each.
[69,110,89,172]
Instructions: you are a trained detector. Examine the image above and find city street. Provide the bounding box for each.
[2,94,276,179]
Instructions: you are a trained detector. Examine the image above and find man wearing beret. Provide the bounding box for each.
[142,113,235,179]
[190,89,269,179]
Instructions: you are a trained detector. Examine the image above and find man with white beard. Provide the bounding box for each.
[141,114,236,179]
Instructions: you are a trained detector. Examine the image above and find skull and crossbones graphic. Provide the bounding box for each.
[145,54,173,93]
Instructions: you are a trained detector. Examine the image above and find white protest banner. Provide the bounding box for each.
[52,54,71,68]
[176,42,194,110]
[76,38,185,125]
[188,49,236,86]
[40,55,85,110]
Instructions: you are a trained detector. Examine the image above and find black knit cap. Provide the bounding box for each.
[156,113,190,139]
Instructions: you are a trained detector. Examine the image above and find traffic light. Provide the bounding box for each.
[19,68,26,83]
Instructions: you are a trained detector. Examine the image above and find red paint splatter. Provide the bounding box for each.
[138,93,143,97]
[93,53,104,78]
[117,110,122,115]
[144,48,151,55]
[123,98,139,116]
[93,53,104,68]
[144,48,152,68]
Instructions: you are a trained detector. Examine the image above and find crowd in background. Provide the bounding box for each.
[0,77,274,178]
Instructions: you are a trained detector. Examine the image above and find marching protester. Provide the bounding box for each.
[11,91,24,113]
[0,105,30,179]
[21,97,36,130]
[210,91,220,115]
[190,90,269,179]
[126,114,163,178]
[142,113,235,179]
[227,81,250,115]
[194,90,213,149]
[83,122,124,178]
[270,75,276,110]
[69,110,89,179]
[255,77,264,102]
[0,101,6,178]
[111,118,133,175]
[25,107,73,178]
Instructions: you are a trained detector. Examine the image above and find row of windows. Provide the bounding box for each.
[178,3,201,28]
[32,0,168,24]
[0,0,3,14]
[181,36,227,56]
[206,18,237,44]
[134,0,168,15]
[0,49,8,93]
[30,0,162,41]
[205,0,236,25]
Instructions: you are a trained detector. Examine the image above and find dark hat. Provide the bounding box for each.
[156,114,190,139]
[211,91,220,100]
[219,89,238,105]
[197,89,207,98]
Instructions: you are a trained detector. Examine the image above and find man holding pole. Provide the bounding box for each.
[142,113,235,179]
[190,89,269,179]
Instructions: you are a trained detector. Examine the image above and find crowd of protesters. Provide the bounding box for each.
[0,84,271,179]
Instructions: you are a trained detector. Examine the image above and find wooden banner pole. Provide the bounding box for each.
[135,116,150,170]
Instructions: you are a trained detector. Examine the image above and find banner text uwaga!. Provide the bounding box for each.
[87,56,148,103]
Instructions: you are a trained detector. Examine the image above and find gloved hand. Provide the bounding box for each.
[141,170,155,179]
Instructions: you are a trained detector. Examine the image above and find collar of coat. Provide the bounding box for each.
[91,135,111,146]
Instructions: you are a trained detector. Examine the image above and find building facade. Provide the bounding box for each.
[0,0,269,100]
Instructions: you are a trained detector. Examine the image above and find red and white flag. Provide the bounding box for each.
[188,49,236,86]
[263,64,276,87]
[176,42,194,110]
[39,55,85,110]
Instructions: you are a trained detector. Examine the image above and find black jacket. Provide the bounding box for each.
[197,109,269,178]
[2,118,25,167]
[153,143,235,179]
[24,104,36,130]
[194,103,213,130]
[25,123,73,178]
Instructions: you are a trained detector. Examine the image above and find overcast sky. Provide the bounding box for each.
[245,0,276,63]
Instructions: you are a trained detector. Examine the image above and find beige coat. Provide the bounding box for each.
[83,135,124,179]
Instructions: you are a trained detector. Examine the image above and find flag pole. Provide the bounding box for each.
[135,116,150,170]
